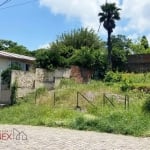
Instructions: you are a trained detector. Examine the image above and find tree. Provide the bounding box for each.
[140,36,149,49]
[51,28,106,68]
[35,48,68,70]
[0,39,32,56]
[111,35,132,71]
[130,37,150,54]
[35,27,107,79]
[98,2,121,70]
[51,27,102,52]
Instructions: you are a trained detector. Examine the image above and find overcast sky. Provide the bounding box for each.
[0,0,150,50]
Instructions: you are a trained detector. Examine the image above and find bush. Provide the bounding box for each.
[104,71,122,82]
[120,79,134,92]
[142,97,150,113]
[69,47,95,69]
[36,49,68,70]
[1,65,21,87]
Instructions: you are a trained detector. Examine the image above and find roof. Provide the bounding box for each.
[0,51,35,62]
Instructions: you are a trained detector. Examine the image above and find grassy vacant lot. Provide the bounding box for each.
[0,73,150,137]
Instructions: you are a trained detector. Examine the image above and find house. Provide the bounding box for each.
[0,51,35,73]
[0,51,35,92]
[127,54,150,72]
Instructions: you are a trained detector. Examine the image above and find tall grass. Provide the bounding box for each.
[0,76,150,137]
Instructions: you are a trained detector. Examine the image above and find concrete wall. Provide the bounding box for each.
[0,90,11,105]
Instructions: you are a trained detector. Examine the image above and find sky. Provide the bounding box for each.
[0,0,150,50]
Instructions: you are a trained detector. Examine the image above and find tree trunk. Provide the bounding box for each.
[107,30,112,71]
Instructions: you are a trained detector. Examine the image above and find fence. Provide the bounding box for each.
[53,90,96,110]
[76,91,96,110]
[34,89,130,111]
[103,93,129,110]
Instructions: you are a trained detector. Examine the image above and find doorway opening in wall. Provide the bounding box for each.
[26,64,30,71]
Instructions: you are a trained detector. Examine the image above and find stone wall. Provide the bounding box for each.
[11,66,92,98]
[11,68,71,97]
[11,70,35,97]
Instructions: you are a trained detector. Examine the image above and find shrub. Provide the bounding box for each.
[36,49,68,70]
[104,71,122,82]
[120,79,134,92]
[142,97,150,113]
[1,65,21,87]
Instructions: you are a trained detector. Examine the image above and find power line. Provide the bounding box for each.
[0,0,12,7]
[0,0,37,10]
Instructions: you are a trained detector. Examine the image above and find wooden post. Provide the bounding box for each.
[54,91,56,106]
[35,90,37,104]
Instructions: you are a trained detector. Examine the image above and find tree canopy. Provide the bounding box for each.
[140,36,149,49]
[111,35,131,71]
[0,39,32,56]
[36,28,106,72]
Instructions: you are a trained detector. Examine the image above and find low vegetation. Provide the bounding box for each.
[0,72,150,137]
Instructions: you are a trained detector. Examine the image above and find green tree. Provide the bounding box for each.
[0,39,32,56]
[0,40,17,50]
[140,36,149,49]
[36,49,67,70]
[53,28,101,50]
[36,28,106,72]
[130,38,147,54]
[35,28,107,80]
[69,47,95,69]
[111,35,131,71]
[98,2,121,70]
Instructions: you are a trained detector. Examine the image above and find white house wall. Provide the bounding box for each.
[0,57,11,73]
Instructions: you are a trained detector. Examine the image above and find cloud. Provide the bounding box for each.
[39,0,150,42]
[39,0,119,34]
[121,0,150,34]
[38,42,50,49]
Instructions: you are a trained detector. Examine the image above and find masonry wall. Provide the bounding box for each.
[11,66,92,98]
[11,68,71,97]
[11,70,35,97]
[70,66,92,83]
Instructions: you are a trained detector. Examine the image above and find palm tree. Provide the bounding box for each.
[98,2,121,70]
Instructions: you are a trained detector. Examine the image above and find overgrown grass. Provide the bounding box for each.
[0,75,150,137]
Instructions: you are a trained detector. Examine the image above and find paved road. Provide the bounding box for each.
[0,125,149,150]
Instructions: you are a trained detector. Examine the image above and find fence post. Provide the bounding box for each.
[103,93,105,106]
[125,95,129,110]
[54,91,56,106]
[75,92,81,110]
[35,90,37,104]
[77,92,79,107]
[127,95,129,109]
[125,95,126,110]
